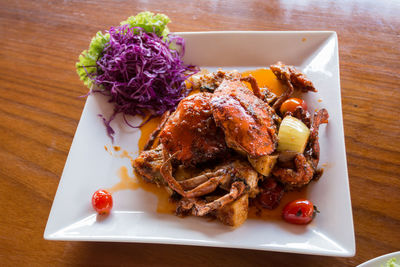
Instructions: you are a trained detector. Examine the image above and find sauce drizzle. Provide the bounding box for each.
[138,116,162,152]
[248,187,308,221]
[108,166,176,214]
[242,68,285,96]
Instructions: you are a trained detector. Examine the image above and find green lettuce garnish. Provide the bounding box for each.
[382,258,400,267]
[76,31,109,88]
[120,11,170,38]
[76,11,171,89]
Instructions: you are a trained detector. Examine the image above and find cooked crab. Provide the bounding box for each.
[133,146,259,223]
[285,105,312,128]
[270,61,317,111]
[159,92,228,167]
[133,144,165,185]
[211,78,278,157]
[270,61,317,93]
[157,76,280,218]
[273,109,329,188]
[189,69,241,93]
[305,108,329,170]
[167,159,259,217]
[133,63,328,227]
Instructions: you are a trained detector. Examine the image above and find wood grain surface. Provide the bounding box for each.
[1,0,399,266]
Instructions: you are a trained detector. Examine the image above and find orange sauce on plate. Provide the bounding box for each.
[242,68,285,96]
[137,116,162,152]
[108,166,176,214]
[248,187,308,221]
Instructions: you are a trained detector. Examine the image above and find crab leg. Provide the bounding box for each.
[272,81,294,111]
[193,182,246,216]
[270,62,319,111]
[179,169,226,190]
[175,197,197,215]
[143,110,171,151]
[160,150,232,198]
[270,62,295,111]
[273,109,329,188]
[304,108,329,168]
[160,149,187,196]
[273,153,314,188]
[286,106,311,128]
[241,75,278,107]
[270,62,317,93]
[185,174,230,198]
[310,109,329,142]
[240,76,263,100]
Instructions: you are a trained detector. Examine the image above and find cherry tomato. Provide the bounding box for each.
[282,199,317,225]
[280,98,307,115]
[92,189,113,215]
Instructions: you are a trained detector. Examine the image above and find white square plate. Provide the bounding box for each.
[44,31,355,256]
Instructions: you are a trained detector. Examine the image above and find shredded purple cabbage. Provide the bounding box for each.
[93,25,198,140]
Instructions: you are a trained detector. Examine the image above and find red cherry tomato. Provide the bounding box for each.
[282,199,317,225]
[92,189,113,215]
[280,98,307,115]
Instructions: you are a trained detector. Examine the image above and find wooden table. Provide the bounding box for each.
[1,0,399,265]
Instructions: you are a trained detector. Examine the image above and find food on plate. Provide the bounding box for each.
[172,160,259,217]
[383,258,400,267]
[247,153,278,176]
[211,77,277,157]
[269,61,316,110]
[270,62,317,93]
[133,63,329,227]
[277,116,310,154]
[160,92,228,166]
[76,11,171,89]
[216,194,249,227]
[280,97,308,115]
[189,69,241,93]
[256,178,285,209]
[282,199,318,225]
[133,145,165,185]
[273,109,328,188]
[92,189,113,215]
[76,12,198,140]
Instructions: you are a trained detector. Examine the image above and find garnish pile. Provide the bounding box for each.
[76,12,198,139]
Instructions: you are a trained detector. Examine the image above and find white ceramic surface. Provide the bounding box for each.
[357,251,400,267]
[44,31,355,256]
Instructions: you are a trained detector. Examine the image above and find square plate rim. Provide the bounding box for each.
[44,30,355,257]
